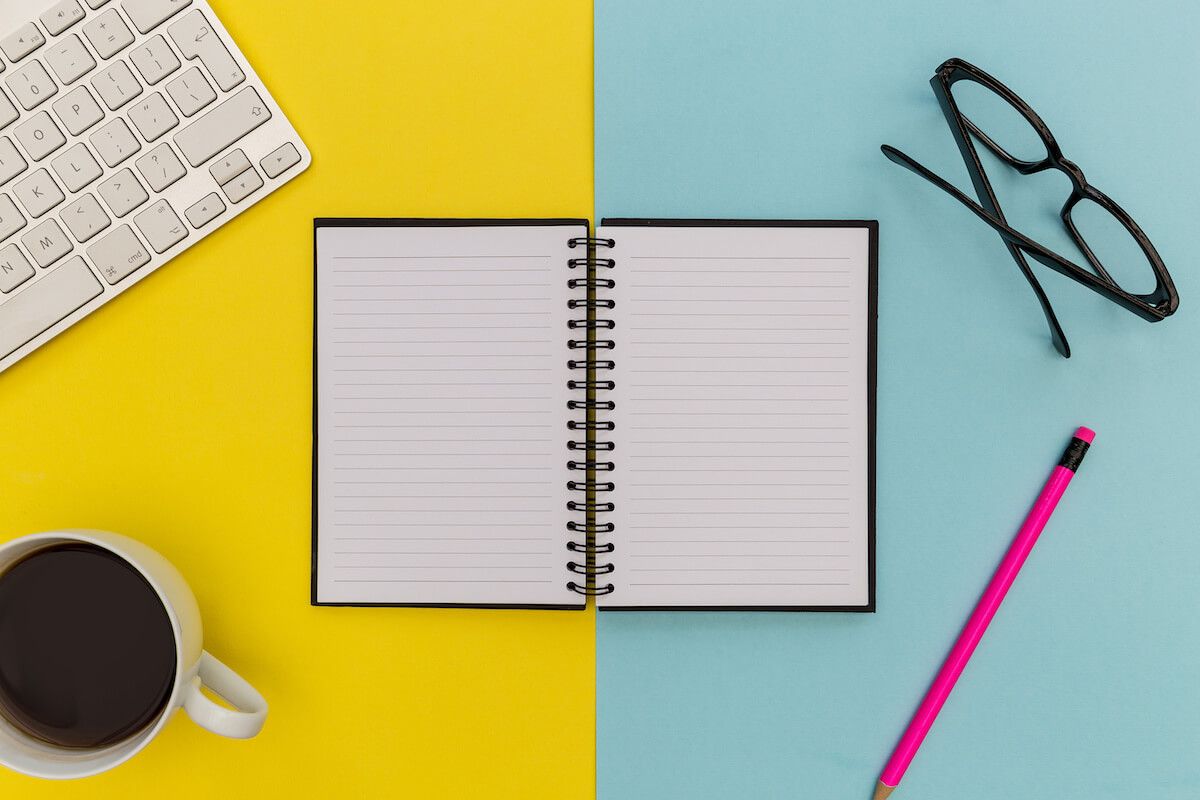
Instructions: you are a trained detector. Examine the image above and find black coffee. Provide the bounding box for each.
[0,543,176,749]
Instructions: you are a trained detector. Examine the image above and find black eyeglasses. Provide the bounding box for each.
[882,58,1178,357]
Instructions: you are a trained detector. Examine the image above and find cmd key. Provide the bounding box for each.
[86,224,149,283]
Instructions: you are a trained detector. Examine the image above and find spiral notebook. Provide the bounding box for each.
[312,218,877,611]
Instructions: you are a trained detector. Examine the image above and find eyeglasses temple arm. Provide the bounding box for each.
[879,144,1072,357]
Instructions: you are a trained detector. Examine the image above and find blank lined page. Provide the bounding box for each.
[601,221,875,609]
[313,221,584,607]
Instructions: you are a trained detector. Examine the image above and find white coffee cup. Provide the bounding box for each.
[0,530,267,779]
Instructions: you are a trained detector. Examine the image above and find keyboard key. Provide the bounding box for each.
[0,89,17,130]
[86,223,149,283]
[51,143,103,192]
[90,118,140,166]
[0,194,26,240]
[174,87,270,167]
[128,92,178,141]
[0,194,25,244]
[61,193,110,242]
[0,256,103,359]
[0,244,34,293]
[41,2,87,36]
[85,0,113,9]
[165,66,214,117]
[209,148,249,185]
[184,192,223,228]
[15,112,67,161]
[126,0,193,34]
[21,218,72,267]
[261,143,301,179]
[123,0,193,34]
[14,169,65,218]
[91,60,142,109]
[83,9,135,59]
[0,137,28,184]
[129,34,179,85]
[134,141,184,191]
[169,10,243,91]
[52,85,105,136]
[134,198,185,253]
[221,166,261,204]
[97,168,148,217]
[45,34,96,85]
[6,61,58,111]
[1,24,47,63]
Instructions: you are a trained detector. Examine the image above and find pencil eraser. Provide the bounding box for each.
[1074,426,1096,444]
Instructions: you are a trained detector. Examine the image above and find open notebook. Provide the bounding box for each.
[313,218,877,610]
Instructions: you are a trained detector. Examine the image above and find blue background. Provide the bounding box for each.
[594,1,1200,797]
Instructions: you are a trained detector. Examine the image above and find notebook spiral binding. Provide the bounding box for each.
[566,235,617,597]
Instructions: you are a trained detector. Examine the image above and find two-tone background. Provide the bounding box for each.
[2,1,1197,798]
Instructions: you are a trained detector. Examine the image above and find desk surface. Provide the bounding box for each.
[0,1,594,797]
[4,1,1199,798]
[595,1,1200,798]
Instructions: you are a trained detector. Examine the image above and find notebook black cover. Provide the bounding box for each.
[311,217,878,612]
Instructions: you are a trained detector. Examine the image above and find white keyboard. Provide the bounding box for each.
[0,0,310,373]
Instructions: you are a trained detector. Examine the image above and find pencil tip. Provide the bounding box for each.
[873,781,896,800]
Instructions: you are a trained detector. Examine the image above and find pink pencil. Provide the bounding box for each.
[874,426,1095,800]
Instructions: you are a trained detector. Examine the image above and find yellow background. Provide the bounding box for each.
[0,1,595,797]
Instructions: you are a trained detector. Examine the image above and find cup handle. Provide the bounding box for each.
[182,651,268,739]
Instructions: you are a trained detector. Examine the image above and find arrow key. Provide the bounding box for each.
[209,148,249,185]
[221,166,262,204]
[185,192,224,228]
[261,143,301,179]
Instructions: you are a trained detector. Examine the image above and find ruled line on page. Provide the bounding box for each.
[626,255,850,261]
[332,551,554,556]
[331,254,553,260]
[627,284,851,289]
[630,568,852,573]
[630,539,851,544]
[331,283,555,288]
[627,582,851,587]
[331,534,549,542]
[627,553,851,558]
[332,580,555,584]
